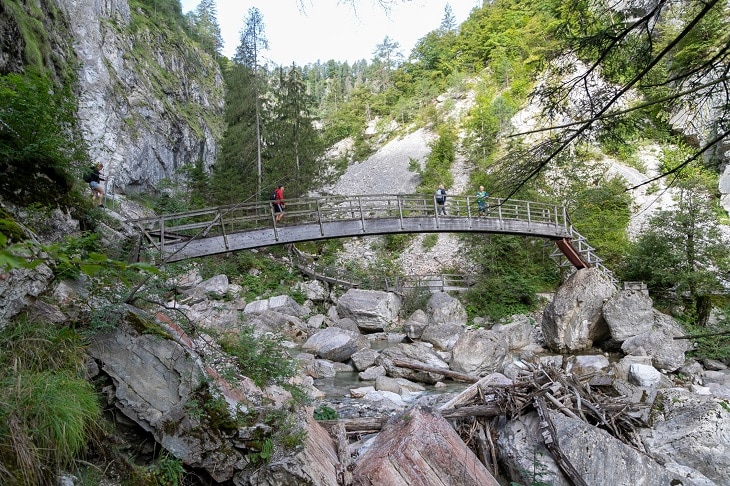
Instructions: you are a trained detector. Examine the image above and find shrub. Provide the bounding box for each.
[219,326,297,388]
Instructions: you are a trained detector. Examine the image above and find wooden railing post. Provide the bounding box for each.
[358,196,366,232]
[316,199,324,236]
[497,199,503,229]
[159,217,166,262]
[397,195,404,230]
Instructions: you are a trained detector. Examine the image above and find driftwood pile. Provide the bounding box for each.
[319,359,650,485]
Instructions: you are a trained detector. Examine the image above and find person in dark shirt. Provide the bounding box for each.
[89,163,106,207]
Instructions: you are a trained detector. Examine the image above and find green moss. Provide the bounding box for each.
[125,310,170,338]
[0,209,26,243]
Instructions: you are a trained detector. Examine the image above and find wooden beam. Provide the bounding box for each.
[391,359,479,383]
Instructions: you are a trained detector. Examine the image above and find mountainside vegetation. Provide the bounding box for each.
[1,0,730,483]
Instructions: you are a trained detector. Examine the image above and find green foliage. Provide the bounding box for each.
[620,171,730,325]
[219,326,297,388]
[145,453,186,486]
[682,316,730,362]
[568,178,632,269]
[399,285,432,319]
[265,65,326,198]
[188,385,242,431]
[463,235,559,320]
[383,234,412,253]
[313,405,339,421]
[247,438,274,464]
[417,125,456,192]
[0,318,101,485]
[465,89,518,164]
[0,72,85,206]
[128,0,185,30]
[422,234,439,251]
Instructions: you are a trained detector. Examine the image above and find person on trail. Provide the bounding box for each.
[435,184,447,215]
[273,185,285,222]
[87,163,106,207]
[476,185,489,217]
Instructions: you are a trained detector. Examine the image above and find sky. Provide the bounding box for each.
[179,0,482,66]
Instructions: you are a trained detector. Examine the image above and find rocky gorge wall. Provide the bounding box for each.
[2,0,225,195]
[58,0,225,194]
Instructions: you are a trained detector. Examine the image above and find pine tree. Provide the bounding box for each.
[187,0,223,57]
[235,7,269,201]
[267,65,324,196]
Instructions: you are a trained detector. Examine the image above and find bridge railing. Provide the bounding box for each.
[130,194,570,245]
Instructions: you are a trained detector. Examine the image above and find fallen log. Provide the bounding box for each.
[439,374,506,410]
[391,359,479,383]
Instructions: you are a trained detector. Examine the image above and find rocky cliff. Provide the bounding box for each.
[1,0,224,195]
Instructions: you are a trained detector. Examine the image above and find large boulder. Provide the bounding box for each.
[420,320,466,351]
[542,268,615,352]
[427,292,468,326]
[450,329,509,377]
[336,289,401,332]
[0,263,54,328]
[602,288,654,342]
[352,406,499,485]
[620,310,691,372]
[87,325,247,482]
[497,411,710,486]
[244,295,306,317]
[302,327,368,363]
[292,279,329,301]
[641,388,730,484]
[402,309,429,340]
[243,414,339,486]
[245,310,309,343]
[376,343,450,384]
[492,314,536,350]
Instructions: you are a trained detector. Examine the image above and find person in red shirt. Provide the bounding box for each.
[273,185,285,222]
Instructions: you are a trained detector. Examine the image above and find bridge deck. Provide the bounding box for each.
[128,194,572,263]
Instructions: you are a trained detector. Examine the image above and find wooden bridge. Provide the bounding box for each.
[128,194,615,283]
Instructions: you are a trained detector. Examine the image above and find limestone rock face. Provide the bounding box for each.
[542,268,615,352]
[242,414,339,486]
[87,327,249,482]
[0,264,54,328]
[352,406,499,486]
[56,0,224,194]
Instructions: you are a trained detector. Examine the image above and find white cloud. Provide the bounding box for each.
[180,0,480,66]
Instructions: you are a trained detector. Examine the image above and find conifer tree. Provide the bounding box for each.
[267,65,323,196]
[235,7,269,200]
[187,0,223,57]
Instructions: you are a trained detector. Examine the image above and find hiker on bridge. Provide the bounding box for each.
[435,184,447,215]
[273,185,285,222]
[476,186,489,217]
